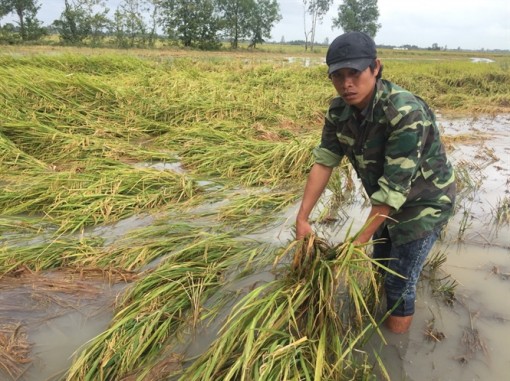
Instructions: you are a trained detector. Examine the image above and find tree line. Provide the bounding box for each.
[0,0,381,50]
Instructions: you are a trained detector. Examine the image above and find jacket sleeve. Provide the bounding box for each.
[370,109,431,211]
[312,116,344,168]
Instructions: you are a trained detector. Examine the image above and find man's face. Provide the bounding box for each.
[330,59,380,110]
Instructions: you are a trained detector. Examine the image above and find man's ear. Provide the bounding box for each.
[374,59,382,77]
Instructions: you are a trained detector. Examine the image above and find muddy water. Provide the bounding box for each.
[368,242,510,381]
[1,115,509,381]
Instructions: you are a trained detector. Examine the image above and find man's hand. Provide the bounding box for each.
[354,204,392,245]
[296,219,313,240]
[295,163,333,240]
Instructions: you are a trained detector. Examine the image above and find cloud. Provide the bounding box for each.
[272,0,509,49]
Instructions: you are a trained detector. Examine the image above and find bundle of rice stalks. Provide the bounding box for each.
[0,161,198,233]
[0,236,104,278]
[179,235,386,380]
[0,131,48,171]
[178,134,317,187]
[216,190,299,232]
[0,117,170,165]
[83,222,246,271]
[65,235,275,381]
[0,216,55,238]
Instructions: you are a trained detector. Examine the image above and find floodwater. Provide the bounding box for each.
[1,115,509,381]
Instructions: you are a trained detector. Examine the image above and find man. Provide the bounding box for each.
[295,31,456,334]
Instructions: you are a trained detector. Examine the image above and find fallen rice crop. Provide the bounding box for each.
[177,234,391,380]
[1,49,508,380]
[64,235,275,381]
[0,323,31,381]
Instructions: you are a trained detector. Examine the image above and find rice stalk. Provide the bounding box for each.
[422,249,458,307]
[179,135,317,187]
[0,117,172,165]
[494,196,510,226]
[65,236,272,381]
[82,222,235,271]
[179,235,387,380]
[0,216,56,238]
[216,190,299,232]
[0,236,104,278]
[0,131,48,171]
[0,161,198,233]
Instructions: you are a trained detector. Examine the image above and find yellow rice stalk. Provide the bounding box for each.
[179,235,385,380]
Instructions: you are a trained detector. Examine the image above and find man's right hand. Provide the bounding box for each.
[295,219,313,240]
[295,163,333,240]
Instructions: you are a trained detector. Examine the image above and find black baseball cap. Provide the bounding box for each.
[326,32,377,75]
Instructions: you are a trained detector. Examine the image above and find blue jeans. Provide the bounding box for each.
[372,226,441,316]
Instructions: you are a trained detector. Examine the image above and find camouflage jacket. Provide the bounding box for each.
[313,79,456,245]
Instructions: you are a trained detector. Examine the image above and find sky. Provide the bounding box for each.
[272,0,510,50]
[2,0,509,50]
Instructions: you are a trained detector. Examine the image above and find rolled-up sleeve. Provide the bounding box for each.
[313,118,344,168]
[312,146,342,167]
[370,176,407,210]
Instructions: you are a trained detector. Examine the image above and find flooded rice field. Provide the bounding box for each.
[1,113,509,381]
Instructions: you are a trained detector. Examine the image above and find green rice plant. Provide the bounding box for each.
[0,161,198,233]
[64,236,272,381]
[0,216,56,237]
[65,262,220,381]
[215,190,299,232]
[0,54,148,75]
[82,222,239,271]
[178,134,317,187]
[0,58,173,142]
[0,131,48,170]
[453,160,484,205]
[178,235,389,381]
[0,220,204,276]
[384,59,510,113]
[457,202,474,242]
[316,161,357,225]
[0,236,104,277]
[0,117,172,165]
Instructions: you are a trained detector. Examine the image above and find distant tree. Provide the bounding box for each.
[306,0,333,51]
[146,0,159,47]
[302,0,310,50]
[217,0,252,49]
[280,35,284,44]
[89,6,111,45]
[0,0,44,41]
[112,8,128,47]
[332,0,381,38]
[246,0,280,48]
[114,0,150,47]
[23,7,46,40]
[53,0,110,44]
[0,22,19,43]
[0,0,11,18]
[160,0,221,49]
